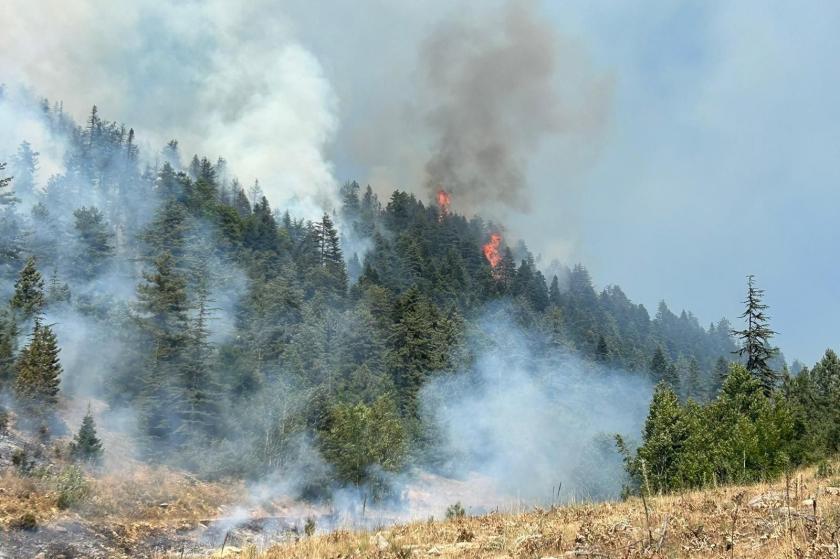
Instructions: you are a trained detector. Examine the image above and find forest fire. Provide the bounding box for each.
[436,188,451,219]
[482,233,503,269]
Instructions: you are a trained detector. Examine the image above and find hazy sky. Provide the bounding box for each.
[535,2,840,365]
[3,0,838,363]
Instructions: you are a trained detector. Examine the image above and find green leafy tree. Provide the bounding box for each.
[319,396,406,493]
[731,275,778,394]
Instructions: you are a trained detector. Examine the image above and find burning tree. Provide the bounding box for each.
[436,188,451,221]
[482,233,502,269]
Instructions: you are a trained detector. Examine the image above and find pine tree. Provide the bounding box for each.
[70,406,104,464]
[11,141,39,201]
[548,275,562,307]
[47,269,71,305]
[73,207,114,278]
[14,322,62,410]
[0,309,18,388]
[316,213,348,296]
[650,347,669,384]
[0,161,18,206]
[636,382,687,493]
[683,357,702,401]
[178,275,221,440]
[595,335,610,363]
[134,252,190,452]
[711,356,730,396]
[11,256,46,323]
[731,275,778,395]
[162,140,181,168]
[233,181,251,218]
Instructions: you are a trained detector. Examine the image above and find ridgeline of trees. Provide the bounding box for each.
[619,277,840,495]
[0,97,835,496]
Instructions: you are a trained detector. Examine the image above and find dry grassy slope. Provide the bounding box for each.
[200,461,840,559]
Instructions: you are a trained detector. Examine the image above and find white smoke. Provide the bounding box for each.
[421,307,652,504]
[0,0,339,218]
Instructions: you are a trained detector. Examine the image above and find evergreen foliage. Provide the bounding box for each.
[732,275,779,394]
[1,100,833,498]
[70,406,104,464]
[73,206,114,278]
[11,256,46,322]
[14,322,62,411]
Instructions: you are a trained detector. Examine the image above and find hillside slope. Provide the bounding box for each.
[207,460,840,559]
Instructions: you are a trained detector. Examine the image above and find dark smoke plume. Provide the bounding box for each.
[422,1,609,213]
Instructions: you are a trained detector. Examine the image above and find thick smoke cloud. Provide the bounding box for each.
[1,0,339,218]
[420,1,611,215]
[421,307,651,505]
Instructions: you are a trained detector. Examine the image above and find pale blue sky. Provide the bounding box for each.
[533,1,840,364]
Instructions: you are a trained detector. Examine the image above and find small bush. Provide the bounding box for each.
[0,408,9,433]
[445,501,465,520]
[10,512,38,531]
[304,516,316,537]
[54,465,90,510]
[12,448,34,475]
[816,460,834,479]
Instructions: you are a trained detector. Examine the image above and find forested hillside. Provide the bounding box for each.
[0,93,836,502]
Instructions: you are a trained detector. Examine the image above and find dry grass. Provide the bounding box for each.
[0,461,242,553]
[4,454,840,558]
[192,461,840,559]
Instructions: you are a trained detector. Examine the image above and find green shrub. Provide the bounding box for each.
[11,448,33,475]
[816,460,834,479]
[445,502,465,520]
[0,407,9,433]
[304,516,316,537]
[54,465,90,510]
[10,512,38,531]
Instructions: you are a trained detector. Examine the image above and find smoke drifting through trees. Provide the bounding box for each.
[423,308,651,503]
[420,1,610,215]
[2,2,811,534]
[1,0,339,219]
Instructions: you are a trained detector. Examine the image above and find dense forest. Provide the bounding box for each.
[1,92,837,503]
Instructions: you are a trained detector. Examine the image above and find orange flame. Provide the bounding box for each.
[483,233,502,269]
[436,188,451,219]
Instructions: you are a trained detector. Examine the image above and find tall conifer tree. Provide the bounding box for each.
[731,275,778,395]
